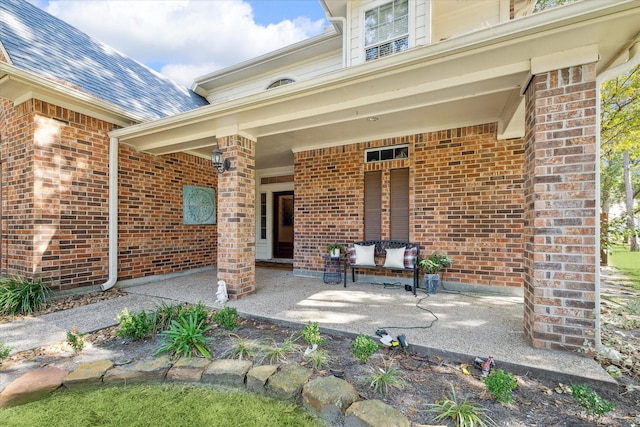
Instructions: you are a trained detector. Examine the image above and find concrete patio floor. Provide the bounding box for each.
[124,267,615,387]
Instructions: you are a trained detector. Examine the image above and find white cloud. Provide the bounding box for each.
[43,1,326,87]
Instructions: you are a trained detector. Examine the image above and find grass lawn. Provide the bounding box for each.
[608,245,640,290]
[0,384,321,427]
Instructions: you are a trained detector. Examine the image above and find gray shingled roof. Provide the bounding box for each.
[0,0,208,121]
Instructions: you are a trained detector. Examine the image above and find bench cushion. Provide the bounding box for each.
[403,246,418,269]
[383,247,405,269]
[353,244,375,266]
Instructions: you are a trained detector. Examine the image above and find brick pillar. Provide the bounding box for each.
[523,63,598,351]
[216,135,256,299]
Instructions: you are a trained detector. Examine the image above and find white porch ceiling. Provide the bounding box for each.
[111,1,640,170]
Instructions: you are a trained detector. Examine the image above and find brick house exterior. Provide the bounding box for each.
[2,0,639,352]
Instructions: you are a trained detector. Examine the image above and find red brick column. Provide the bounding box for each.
[216,135,256,298]
[523,63,598,350]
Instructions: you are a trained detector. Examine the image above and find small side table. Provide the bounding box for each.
[323,256,343,284]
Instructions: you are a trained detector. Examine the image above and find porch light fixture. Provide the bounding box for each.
[211,143,231,174]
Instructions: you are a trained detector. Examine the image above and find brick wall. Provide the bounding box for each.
[295,124,526,289]
[523,64,598,350]
[1,99,218,291]
[118,145,217,282]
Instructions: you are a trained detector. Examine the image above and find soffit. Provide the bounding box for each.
[112,1,640,170]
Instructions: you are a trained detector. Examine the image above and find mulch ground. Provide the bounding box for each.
[1,281,639,426]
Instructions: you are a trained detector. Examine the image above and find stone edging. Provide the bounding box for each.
[0,356,413,427]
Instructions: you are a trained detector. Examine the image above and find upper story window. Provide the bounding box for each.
[267,78,295,89]
[365,145,409,163]
[364,0,409,62]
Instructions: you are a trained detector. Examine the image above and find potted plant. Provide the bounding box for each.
[326,243,345,259]
[418,252,453,294]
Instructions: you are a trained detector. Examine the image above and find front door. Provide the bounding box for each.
[273,191,294,259]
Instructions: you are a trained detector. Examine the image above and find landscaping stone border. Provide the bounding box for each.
[0,356,414,427]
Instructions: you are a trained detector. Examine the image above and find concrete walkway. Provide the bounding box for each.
[0,267,615,389]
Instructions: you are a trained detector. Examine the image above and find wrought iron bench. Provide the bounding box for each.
[343,240,421,295]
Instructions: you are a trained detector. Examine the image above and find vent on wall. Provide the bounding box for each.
[365,145,409,163]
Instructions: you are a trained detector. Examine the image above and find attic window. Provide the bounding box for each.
[267,78,295,89]
[364,0,409,61]
[365,145,409,163]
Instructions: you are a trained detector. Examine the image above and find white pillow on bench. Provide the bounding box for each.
[383,247,406,269]
[354,244,376,266]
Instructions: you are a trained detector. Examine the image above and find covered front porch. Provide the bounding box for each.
[120,267,612,385]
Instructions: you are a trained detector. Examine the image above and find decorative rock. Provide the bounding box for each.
[345,399,410,427]
[302,376,359,425]
[64,360,114,388]
[0,367,68,408]
[103,356,172,384]
[266,364,312,399]
[166,357,211,382]
[246,364,279,393]
[202,359,252,387]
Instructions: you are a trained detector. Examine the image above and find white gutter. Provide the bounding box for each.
[327,16,348,68]
[593,40,640,350]
[100,136,119,291]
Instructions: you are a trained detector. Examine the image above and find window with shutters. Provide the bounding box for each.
[364,168,409,241]
[364,0,409,62]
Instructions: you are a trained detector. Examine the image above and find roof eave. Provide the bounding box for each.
[0,63,147,127]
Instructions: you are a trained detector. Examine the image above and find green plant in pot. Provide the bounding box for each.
[418,252,453,294]
[326,243,345,259]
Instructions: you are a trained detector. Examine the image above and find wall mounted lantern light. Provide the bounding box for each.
[211,142,231,174]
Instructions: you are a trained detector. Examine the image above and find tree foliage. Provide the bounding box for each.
[534,0,579,13]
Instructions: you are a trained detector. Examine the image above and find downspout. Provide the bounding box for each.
[327,16,348,68]
[593,40,640,349]
[100,136,119,291]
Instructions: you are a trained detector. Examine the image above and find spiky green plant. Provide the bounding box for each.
[259,335,301,364]
[425,385,496,427]
[368,358,408,396]
[0,276,50,315]
[224,335,261,360]
[155,312,212,359]
[304,348,332,370]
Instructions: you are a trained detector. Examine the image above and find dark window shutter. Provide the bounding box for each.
[390,168,409,241]
[364,171,382,240]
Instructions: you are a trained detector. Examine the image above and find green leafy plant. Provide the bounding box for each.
[304,348,332,370]
[151,301,184,333]
[301,321,325,347]
[155,312,212,360]
[484,369,517,404]
[418,252,453,274]
[425,384,496,427]
[224,335,261,360]
[570,384,617,418]
[179,301,210,325]
[259,335,301,364]
[351,333,379,363]
[0,340,12,361]
[116,308,154,340]
[213,305,239,331]
[0,276,50,315]
[368,358,408,396]
[326,243,345,254]
[66,327,85,353]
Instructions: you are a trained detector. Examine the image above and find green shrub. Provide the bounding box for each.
[0,340,11,360]
[155,312,212,360]
[152,301,184,333]
[351,334,379,363]
[368,358,408,395]
[570,384,616,418]
[116,308,154,340]
[0,276,50,315]
[425,384,496,427]
[484,369,517,403]
[66,327,85,353]
[301,321,325,347]
[224,335,261,360]
[213,305,239,331]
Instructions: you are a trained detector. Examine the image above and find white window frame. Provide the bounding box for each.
[364,144,410,163]
[361,0,413,62]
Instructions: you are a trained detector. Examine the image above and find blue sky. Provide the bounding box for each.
[32,0,329,87]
